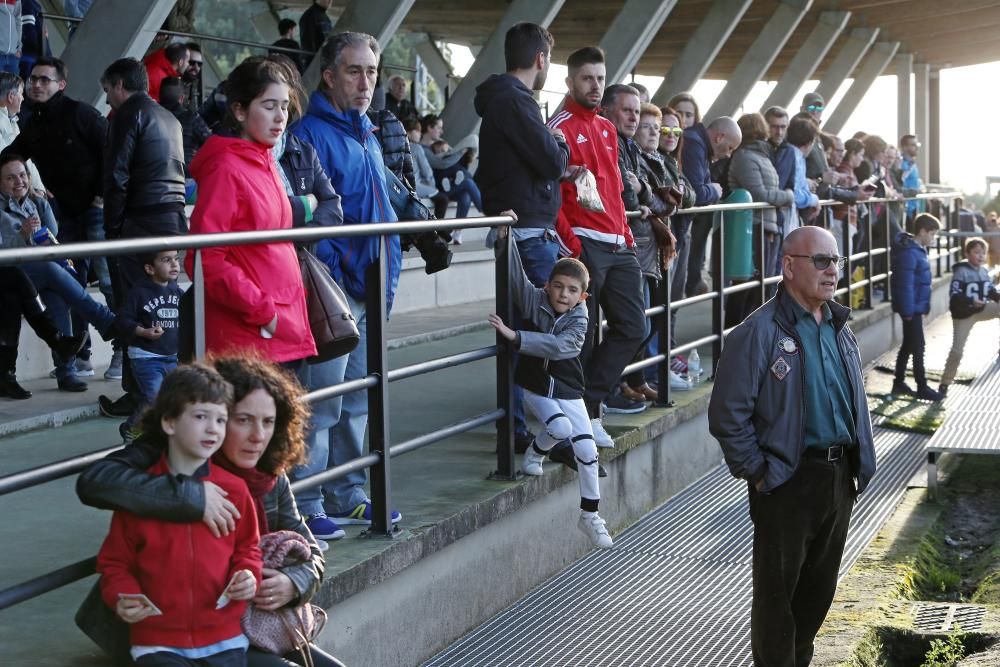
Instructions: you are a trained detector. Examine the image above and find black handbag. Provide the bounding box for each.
[298,248,360,364]
[383,165,432,222]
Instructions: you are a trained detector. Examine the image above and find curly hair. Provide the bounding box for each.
[138,363,234,449]
[210,354,311,475]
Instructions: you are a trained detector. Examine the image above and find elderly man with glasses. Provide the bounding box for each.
[709,225,876,667]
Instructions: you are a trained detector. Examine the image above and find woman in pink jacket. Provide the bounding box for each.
[186,58,316,364]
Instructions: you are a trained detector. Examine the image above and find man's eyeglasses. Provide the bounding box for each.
[660,127,683,137]
[28,75,57,85]
[806,104,824,112]
[189,61,203,68]
[788,254,846,270]
[638,123,660,133]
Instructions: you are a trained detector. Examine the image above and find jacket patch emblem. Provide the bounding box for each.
[771,356,791,381]
[777,337,798,355]
[299,177,306,191]
[602,130,608,138]
[576,133,587,144]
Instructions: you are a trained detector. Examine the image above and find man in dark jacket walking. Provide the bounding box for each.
[709,226,876,667]
[100,57,186,407]
[474,22,570,452]
[158,77,211,173]
[299,0,333,56]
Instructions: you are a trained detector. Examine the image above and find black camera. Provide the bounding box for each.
[401,231,453,275]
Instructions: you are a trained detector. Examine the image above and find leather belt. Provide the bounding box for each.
[804,444,847,462]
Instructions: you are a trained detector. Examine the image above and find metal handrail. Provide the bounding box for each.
[0,191,965,611]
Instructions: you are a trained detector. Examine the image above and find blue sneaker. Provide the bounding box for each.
[332,501,402,526]
[306,513,345,540]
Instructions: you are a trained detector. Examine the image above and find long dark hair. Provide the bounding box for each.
[223,57,291,133]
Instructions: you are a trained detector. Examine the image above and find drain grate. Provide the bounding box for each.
[913,603,986,632]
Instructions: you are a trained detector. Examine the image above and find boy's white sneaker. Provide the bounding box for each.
[578,511,613,549]
[522,446,545,476]
[590,418,615,448]
[670,370,693,390]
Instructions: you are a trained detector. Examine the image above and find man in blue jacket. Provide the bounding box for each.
[890,213,942,401]
[474,22,571,454]
[680,116,740,297]
[289,31,402,539]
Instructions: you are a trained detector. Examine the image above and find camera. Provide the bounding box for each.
[401,231,453,275]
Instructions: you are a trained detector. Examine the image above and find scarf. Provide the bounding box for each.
[211,452,277,536]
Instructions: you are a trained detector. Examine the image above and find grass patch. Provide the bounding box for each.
[846,627,994,667]
[897,531,963,601]
[867,395,947,435]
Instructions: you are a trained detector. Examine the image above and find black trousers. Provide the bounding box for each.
[685,212,713,297]
[894,315,926,386]
[748,454,856,667]
[577,237,646,417]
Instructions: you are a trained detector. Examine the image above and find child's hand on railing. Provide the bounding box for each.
[488,313,516,342]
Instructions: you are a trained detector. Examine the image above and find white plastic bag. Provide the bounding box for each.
[575,169,606,213]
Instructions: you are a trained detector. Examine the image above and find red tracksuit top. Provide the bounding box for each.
[547,95,632,257]
[97,456,262,650]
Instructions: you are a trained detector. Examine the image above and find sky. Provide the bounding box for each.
[445,46,995,197]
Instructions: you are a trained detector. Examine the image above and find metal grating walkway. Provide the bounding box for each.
[425,399,971,666]
[928,362,1000,454]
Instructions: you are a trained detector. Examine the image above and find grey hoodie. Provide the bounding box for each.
[0,2,21,56]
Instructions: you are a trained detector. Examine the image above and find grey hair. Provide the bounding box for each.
[319,31,381,80]
[0,72,21,100]
[600,83,639,111]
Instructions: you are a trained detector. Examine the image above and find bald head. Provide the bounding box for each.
[706,116,741,161]
[782,227,840,313]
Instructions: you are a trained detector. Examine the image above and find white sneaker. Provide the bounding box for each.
[590,418,615,448]
[454,170,465,186]
[75,357,95,377]
[578,511,613,549]
[441,177,452,192]
[670,370,692,391]
[522,446,545,476]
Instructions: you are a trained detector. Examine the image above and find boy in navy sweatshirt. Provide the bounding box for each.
[115,250,184,442]
[940,237,1000,396]
[890,213,942,401]
[488,226,611,549]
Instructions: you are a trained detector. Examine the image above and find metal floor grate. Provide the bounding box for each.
[913,603,986,632]
[425,425,930,666]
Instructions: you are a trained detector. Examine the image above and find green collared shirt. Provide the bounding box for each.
[790,301,856,449]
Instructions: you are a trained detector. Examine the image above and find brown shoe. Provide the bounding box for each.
[634,383,659,401]
[620,383,647,403]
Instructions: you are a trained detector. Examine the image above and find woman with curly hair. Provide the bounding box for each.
[77,354,345,667]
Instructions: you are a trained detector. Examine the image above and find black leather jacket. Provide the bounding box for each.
[367,108,414,187]
[76,439,325,605]
[2,91,107,218]
[103,92,187,237]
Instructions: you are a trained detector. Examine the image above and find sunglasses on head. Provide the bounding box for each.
[660,127,683,137]
[788,254,846,270]
[806,104,824,112]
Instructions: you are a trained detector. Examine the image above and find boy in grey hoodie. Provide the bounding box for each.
[940,237,1000,395]
[488,225,611,549]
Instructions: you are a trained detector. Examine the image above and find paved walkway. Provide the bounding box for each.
[425,313,1000,667]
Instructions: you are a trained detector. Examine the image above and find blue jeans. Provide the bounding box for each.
[0,53,18,74]
[292,292,370,516]
[448,174,482,218]
[21,261,115,379]
[57,206,115,360]
[128,355,177,427]
[512,235,559,437]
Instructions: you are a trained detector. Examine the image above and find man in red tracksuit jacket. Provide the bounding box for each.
[548,46,646,447]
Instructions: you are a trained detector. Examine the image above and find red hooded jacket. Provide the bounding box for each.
[143,49,181,103]
[547,95,632,257]
[185,135,317,363]
[97,456,262,649]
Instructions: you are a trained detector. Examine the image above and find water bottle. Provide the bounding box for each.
[688,349,702,384]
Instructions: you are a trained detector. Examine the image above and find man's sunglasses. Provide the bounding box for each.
[660,127,683,137]
[806,104,824,112]
[788,254,846,270]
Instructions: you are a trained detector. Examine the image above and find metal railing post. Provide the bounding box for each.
[365,237,394,537]
[711,211,725,378]
[193,249,206,360]
[655,257,673,407]
[883,204,892,303]
[864,203,874,308]
[492,226,516,480]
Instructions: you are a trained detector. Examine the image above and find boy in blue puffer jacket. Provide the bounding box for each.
[890,213,943,401]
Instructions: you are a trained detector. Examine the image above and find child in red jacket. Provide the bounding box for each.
[97,364,262,666]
